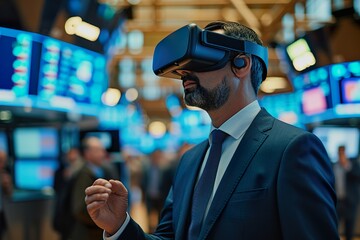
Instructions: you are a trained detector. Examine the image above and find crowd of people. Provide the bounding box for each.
[50,136,190,240]
[0,128,360,240]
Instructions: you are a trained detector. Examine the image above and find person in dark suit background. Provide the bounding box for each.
[141,148,168,233]
[84,21,339,239]
[334,145,360,240]
[160,142,195,202]
[52,147,83,240]
[69,136,119,240]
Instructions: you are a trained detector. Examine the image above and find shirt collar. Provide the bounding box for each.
[210,100,261,142]
[87,162,104,178]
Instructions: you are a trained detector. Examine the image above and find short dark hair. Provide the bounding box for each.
[80,136,95,156]
[204,21,265,94]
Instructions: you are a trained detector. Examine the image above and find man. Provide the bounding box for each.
[141,149,168,233]
[70,136,118,240]
[53,147,83,240]
[334,145,360,240]
[85,21,339,239]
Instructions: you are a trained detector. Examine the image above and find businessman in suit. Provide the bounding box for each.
[84,21,339,239]
[334,146,360,240]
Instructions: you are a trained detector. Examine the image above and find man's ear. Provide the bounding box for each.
[231,55,251,78]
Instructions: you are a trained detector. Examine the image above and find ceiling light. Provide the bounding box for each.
[65,16,100,41]
[260,77,289,93]
[286,38,316,71]
[125,88,139,102]
[102,88,121,106]
[0,111,12,121]
[149,121,166,138]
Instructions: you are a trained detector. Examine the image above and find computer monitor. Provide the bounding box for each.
[13,127,60,190]
[312,126,359,163]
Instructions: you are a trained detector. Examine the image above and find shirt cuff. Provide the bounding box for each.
[103,212,131,240]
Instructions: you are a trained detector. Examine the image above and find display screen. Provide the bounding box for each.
[13,127,60,190]
[0,27,108,114]
[329,61,360,106]
[37,38,108,105]
[0,28,41,100]
[13,127,59,159]
[259,92,302,127]
[293,66,333,115]
[313,126,360,163]
[340,78,360,104]
[14,159,58,190]
[301,87,328,115]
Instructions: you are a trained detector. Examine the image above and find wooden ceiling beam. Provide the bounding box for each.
[260,0,297,43]
[244,0,291,4]
[100,0,291,7]
[229,0,262,33]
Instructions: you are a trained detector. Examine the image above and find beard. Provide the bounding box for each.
[183,74,230,111]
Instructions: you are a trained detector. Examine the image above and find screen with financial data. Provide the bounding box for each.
[13,127,60,190]
[292,66,333,115]
[286,60,360,124]
[312,126,360,163]
[0,28,42,103]
[37,38,107,106]
[0,27,108,115]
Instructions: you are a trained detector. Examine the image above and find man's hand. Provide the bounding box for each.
[85,178,128,235]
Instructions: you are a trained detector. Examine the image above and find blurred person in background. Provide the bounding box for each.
[53,147,83,240]
[0,150,12,240]
[70,136,118,240]
[161,142,195,201]
[334,145,360,240]
[54,147,83,191]
[141,148,168,233]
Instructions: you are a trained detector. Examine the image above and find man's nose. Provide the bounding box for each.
[175,70,192,77]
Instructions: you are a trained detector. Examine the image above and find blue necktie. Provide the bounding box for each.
[188,129,228,240]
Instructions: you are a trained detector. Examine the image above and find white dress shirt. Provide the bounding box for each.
[104,100,261,239]
[199,100,261,219]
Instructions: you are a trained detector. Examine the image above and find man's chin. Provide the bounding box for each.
[183,94,195,107]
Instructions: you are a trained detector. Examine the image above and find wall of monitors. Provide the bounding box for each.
[263,60,360,125]
[259,92,303,128]
[13,127,60,190]
[0,27,108,116]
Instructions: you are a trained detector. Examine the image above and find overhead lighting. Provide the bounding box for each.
[125,88,139,102]
[286,38,316,71]
[260,77,289,93]
[149,121,167,138]
[0,111,12,121]
[64,16,100,41]
[102,88,121,106]
[127,30,144,54]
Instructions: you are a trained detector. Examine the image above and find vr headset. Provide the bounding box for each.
[152,23,268,81]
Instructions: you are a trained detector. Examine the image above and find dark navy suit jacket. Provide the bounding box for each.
[119,109,339,240]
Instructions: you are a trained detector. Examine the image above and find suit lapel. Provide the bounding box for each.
[175,141,209,240]
[199,109,274,239]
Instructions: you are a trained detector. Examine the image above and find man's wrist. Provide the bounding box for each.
[107,213,127,236]
[104,213,131,240]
